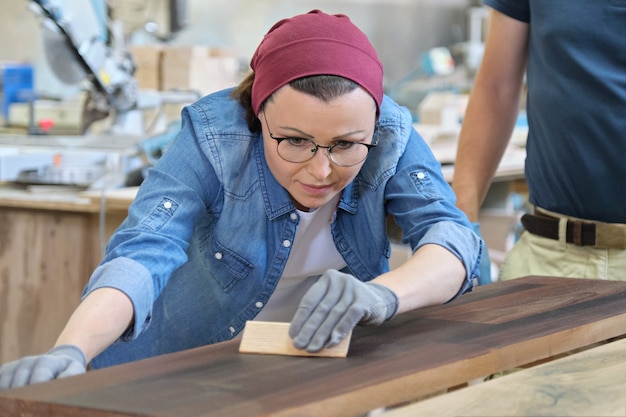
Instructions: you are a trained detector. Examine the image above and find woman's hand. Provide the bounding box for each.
[289,270,398,352]
[0,344,87,390]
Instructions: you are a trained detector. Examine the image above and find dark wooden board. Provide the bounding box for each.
[2,276,626,417]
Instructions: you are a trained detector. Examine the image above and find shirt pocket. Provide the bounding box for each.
[140,197,179,232]
[410,170,441,200]
[203,235,254,292]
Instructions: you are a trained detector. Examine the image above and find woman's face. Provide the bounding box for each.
[261,85,377,211]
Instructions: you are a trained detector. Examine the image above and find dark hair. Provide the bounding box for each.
[231,73,359,132]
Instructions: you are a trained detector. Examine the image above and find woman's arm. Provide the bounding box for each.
[0,287,134,389]
[55,288,134,362]
[374,243,465,313]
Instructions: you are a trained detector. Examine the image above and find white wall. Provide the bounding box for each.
[167,0,476,85]
[1,0,476,98]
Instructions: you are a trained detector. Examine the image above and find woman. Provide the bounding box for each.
[0,10,481,389]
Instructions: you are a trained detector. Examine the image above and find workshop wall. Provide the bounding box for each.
[1,0,476,99]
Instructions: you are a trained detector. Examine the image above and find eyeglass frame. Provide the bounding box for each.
[261,111,379,167]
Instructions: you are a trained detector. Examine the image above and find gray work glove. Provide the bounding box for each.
[289,269,399,353]
[0,344,87,390]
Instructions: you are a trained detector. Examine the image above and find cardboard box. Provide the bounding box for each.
[130,45,163,90]
[161,46,239,96]
[417,92,468,126]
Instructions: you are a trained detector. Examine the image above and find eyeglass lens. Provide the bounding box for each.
[277,139,370,166]
[263,111,377,167]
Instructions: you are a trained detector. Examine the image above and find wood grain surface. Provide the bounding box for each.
[1,276,626,417]
[0,205,126,363]
[383,336,626,416]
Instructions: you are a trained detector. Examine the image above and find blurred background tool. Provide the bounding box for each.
[29,0,139,134]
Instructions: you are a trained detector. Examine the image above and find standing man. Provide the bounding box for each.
[452,0,626,280]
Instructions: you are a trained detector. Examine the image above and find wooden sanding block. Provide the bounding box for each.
[239,321,351,358]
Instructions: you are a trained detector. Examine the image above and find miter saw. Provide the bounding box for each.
[1,1,196,187]
[28,0,149,135]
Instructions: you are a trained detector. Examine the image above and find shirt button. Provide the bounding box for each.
[255,301,263,308]
[417,172,425,179]
[283,240,291,248]
[164,201,172,209]
[214,252,223,260]
[229,326,236,334]
[290,213,298,221]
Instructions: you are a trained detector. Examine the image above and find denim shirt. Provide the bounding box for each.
[87,89,481,368]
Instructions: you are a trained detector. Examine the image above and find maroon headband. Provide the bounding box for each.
[250,10,384,115]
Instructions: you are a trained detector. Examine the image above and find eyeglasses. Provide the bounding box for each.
[262,111,378,167]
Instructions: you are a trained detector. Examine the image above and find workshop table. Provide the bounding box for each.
[0,185,130,364]
[382,335,626,416]
[1,276,626,417]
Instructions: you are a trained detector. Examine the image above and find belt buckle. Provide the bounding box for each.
[594,223,626,249]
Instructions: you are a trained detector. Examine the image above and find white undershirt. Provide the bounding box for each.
[254,195,346,322]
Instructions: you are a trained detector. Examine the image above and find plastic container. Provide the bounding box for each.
[2,64,34,120]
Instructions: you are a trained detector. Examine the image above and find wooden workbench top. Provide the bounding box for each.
[384,336,626,416]
[0,184,137,213]
[1,276,626,417]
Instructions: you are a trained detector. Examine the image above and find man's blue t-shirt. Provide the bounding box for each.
[485,0,626,223]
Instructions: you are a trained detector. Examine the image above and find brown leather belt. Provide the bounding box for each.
[521,212,626,250]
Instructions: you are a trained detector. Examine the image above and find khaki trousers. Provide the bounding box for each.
[499,210,626,282]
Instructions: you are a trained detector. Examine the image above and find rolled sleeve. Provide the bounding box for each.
[416,220,482,298]
[82,257,155,341]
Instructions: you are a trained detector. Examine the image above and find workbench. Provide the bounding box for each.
[383,336,626,417]
[1,276,625,417]
[0,185,135,364]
